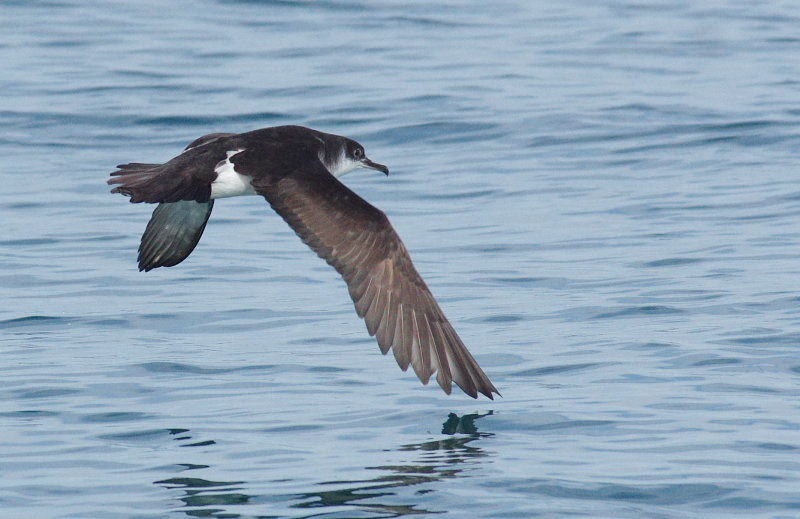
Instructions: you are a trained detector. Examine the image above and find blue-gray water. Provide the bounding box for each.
[2,1,800,517]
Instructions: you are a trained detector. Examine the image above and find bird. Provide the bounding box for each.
[108,125,498,399]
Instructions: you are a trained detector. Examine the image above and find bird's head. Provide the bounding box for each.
[324,136,389,178]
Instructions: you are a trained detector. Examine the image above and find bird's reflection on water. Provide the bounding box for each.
[155,411,494,518]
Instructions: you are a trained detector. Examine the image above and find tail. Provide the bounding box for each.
[108,163,170,203]
[108,162,209,203]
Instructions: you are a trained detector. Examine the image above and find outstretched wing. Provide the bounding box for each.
[138,200,214,271]
[250,163,498,399]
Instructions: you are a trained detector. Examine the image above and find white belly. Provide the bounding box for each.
[211,149,256,199]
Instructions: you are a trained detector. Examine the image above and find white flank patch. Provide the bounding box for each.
[210,149,255,199]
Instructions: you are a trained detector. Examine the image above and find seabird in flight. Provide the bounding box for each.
[108,125,498,399]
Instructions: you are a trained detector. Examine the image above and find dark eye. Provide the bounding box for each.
[353,147,364,159]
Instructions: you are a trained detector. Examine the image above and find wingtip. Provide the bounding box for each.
[482,387,501,400]
[467,386,499,400]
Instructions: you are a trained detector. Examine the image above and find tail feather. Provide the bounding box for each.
[112,162,163,172]
[108,162,210,203]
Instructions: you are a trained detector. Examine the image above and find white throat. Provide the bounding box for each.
[325,150,361,178]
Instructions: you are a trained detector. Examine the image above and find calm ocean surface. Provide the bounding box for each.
[3,1,800,517]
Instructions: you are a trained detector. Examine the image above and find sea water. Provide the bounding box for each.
[2,1,800,517]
